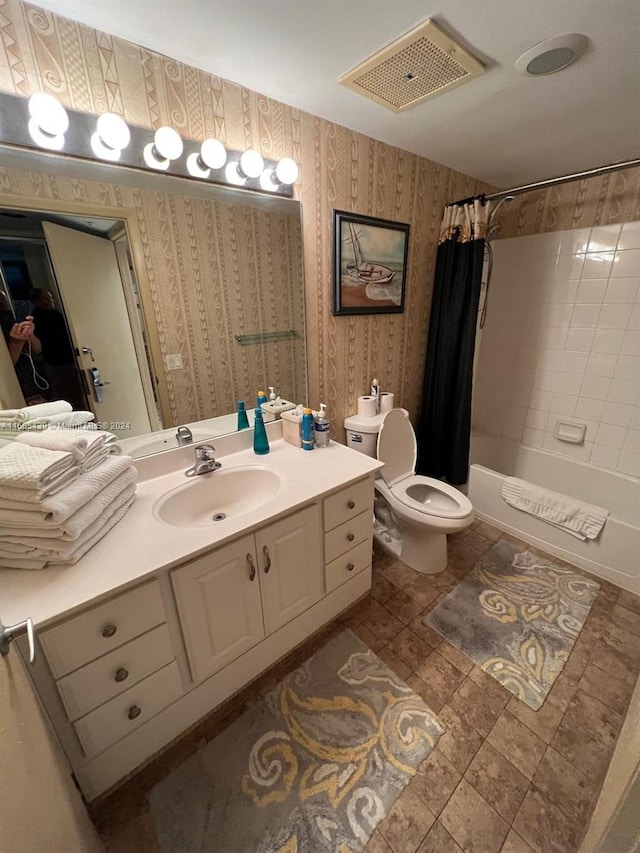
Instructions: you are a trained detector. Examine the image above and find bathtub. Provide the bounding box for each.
[468,433,640,594]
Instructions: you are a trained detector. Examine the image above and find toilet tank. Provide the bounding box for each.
[344,413,381,456]
[344,409,409,457]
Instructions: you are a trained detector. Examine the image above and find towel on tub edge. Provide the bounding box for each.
[501,477,609,541]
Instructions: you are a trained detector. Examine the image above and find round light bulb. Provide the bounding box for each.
[259,168,278,192]
[91,132,121,161]
[153,127,183,161]
[96,113,130,151]
[28,93,69,136]
[225,161,246,186]
[239,149,264,179]
[28,119,64,150]
[143,142,169,171]
[186,152,210,179]
[200,138,226,170]
[275,157,298,185]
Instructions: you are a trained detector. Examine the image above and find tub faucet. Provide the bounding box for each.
[176,425,193,446]
[186,444,221,477]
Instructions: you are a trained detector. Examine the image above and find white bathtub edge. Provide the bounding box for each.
[469,463,640,595]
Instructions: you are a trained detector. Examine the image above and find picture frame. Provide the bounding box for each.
[333,210,409,316]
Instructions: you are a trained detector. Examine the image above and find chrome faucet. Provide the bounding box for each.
[176,425,193,446]
[186,444,221,477]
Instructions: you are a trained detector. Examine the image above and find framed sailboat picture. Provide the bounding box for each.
[333,210,409,315]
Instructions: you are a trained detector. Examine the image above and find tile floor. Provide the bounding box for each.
[91,521,640,853]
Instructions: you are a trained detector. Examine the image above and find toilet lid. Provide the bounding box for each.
[377,409,416,486]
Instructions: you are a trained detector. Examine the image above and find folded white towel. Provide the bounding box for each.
[0,401,72,423]
[501,477,609,541]
[0,555,48,570]
[26,411,95,429]
[17,427,98,458]
[0,455,134,526]
[83,447,109,472]
[0,483,136,557]
[0,468,136,540]
[0,444,79,497]
[0,493,135,570]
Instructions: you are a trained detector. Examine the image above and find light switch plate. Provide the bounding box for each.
[165,354,183,371]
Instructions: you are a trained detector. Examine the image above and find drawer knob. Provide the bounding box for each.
[102,624,117,639]
[347,533,355,542]
[347,500,355,509]
[347,562,355,572]
[114,667,129,683]
[127,705,141,720]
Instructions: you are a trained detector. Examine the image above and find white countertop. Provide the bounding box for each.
[0,435,382,629]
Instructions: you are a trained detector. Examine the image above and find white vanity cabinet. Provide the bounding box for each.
[171,534,266,684]
[172,505,323,683]
[255,505,323,634]
[19,471,376,801]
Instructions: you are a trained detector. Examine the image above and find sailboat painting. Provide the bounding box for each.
[333,210,409,315]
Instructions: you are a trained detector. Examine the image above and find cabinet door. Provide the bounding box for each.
[256,504,323,635]
[171,535,264,683]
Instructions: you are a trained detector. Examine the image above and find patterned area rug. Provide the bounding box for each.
[150,629,443,852]
[425,540,600,710]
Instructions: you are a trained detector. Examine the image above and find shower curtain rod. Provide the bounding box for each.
[452,157,640,206]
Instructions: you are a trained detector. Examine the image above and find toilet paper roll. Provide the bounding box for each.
[357,395,377,418]
[380,392,394,413]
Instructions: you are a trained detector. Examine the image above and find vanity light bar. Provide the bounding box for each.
[0,92,297,198]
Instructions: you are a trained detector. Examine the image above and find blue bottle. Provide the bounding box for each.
[301,407,315,451]
[257,389,268,406]
[253,407,270,455]
[237,400,250,431]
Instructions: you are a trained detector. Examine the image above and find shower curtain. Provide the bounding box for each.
[417,197,489,485]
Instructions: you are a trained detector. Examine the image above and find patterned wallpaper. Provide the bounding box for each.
[497,167,640,238]
[0,0,490,436]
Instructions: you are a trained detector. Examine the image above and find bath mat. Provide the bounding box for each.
[150,629,443,853]
[424,540,600,710]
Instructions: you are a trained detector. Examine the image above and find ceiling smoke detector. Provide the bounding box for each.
[515,33,589,76]
[338,19,485,113]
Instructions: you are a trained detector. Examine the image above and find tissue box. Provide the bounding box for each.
[280,409,303,446]
[260,398,296,422]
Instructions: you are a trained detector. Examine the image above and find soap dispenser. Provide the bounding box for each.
[237,400,250,431]
[253,407,270,455]
[314,403,330,448]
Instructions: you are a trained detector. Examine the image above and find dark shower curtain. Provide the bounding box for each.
[416,197,488,486]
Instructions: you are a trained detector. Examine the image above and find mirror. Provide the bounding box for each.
[0,146,306,458]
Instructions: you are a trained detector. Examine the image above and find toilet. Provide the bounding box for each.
[344,408,474,574]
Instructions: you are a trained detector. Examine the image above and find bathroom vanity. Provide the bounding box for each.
[0,426,382,800]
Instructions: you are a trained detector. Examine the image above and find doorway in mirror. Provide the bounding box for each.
[0,207,161,440]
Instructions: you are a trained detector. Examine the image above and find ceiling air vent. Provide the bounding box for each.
[338,19,484,113]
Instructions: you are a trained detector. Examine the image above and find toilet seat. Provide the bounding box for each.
[394,474,473,519]
[377,409,473,521]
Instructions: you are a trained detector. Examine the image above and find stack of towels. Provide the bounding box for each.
[0,429,136,570]
[0,400,97,439]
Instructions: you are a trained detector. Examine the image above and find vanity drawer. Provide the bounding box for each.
[73,661,182,757]
[56,624,174,721]
[324,510,372,564]
[325,538,372,593]
[323,477,374,532]
[40,581,166,678]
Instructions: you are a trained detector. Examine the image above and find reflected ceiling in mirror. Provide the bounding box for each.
[0,144,307,459]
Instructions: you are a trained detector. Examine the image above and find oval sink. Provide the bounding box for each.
[154,465,284,527]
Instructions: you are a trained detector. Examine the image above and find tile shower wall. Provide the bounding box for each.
[474,220,640,477]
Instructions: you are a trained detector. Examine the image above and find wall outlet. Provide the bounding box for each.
[165,353,183,371]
